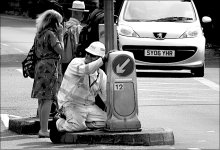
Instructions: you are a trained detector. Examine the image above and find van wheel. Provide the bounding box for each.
[191,65,204,77]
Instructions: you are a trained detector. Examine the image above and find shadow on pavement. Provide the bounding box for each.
[0,129,97,149]
[205,46,220,68]
[1,14,35,28]
[1,54,26,67]
[0,129,35,141]
[137,71,193,78]
[17,142,97,149]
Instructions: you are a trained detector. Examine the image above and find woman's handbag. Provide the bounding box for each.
[22,41,37,79]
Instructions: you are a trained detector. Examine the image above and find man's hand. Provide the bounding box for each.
[102,49,118,63]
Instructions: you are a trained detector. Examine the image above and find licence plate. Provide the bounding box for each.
[145,50,175,57]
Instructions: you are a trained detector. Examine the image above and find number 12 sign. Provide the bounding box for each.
[114,83,124,91]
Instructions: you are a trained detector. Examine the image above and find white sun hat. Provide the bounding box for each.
[85,41,106,57]
[68,0,89,12]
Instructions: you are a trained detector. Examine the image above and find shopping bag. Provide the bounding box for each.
[22,43,37,79]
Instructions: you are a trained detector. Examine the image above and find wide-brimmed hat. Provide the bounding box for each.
[68,1,89,12]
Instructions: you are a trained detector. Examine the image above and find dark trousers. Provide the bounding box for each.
[62,63,69,75]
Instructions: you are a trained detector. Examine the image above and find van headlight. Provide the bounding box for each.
[117,24,139,37]
[180,27,203,38]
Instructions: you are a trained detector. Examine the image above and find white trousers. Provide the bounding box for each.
[56,103,107,132]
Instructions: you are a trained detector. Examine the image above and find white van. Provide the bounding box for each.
[117,0,211,77]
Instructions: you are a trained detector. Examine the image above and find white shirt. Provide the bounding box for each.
[58,57,107,108]
[64,17,83,44]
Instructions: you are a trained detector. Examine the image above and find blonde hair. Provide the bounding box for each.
[36,9,63,33]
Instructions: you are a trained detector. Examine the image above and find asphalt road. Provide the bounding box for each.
[0,14,219,149]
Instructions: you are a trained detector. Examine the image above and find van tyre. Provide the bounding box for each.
[191,65,204,77]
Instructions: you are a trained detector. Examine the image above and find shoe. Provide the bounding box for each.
[85,121,106,130]
[49,118,66,143]
[38,130,50,138]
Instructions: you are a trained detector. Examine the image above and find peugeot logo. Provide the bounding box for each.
[153,32,167,40]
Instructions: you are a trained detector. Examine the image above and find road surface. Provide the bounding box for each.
[1,14,219,149]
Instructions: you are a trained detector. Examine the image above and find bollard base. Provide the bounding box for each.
[105,115,141,132]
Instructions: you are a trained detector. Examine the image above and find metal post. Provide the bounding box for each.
[104,0,114,53]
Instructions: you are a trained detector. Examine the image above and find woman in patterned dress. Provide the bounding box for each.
[31,9,64,138]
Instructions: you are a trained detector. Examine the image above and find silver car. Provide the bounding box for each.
[117,0,211,77]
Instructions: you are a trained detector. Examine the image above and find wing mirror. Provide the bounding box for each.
[202,16,212,23]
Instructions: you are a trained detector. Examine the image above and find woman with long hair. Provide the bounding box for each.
[31,9,64,138]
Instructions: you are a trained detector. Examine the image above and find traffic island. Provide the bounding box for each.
[8,117,53,135]
[50,128,174,146]
[8,116,174,146]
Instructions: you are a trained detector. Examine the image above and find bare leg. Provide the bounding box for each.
[40,99,52,132]
[37,99,42,119]
[38,99,52,137]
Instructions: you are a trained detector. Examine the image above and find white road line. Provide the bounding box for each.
[1,114,9,128]
[138,88,210,91]
[207,130,215,133]
[1,15,35,22]
[16,69,219,92]
[14,48,24,53]
[137,81,199,85]
[1,43,9,46]
[198,140,206,143]
[16,69,33,81]
[9,115,22,118]
[0,135,31,139]
[1,43,24,53]
[1,114,22,129]
[194,78,219,91]
[16,68,22,73]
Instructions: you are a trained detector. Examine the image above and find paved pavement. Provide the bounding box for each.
[8,116,174,146]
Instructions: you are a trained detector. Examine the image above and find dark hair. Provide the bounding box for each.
[99,0,104,9]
